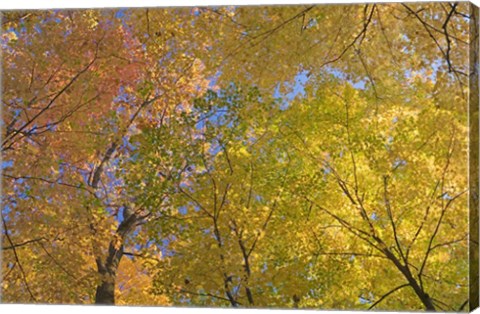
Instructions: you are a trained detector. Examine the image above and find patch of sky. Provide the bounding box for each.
[359,295,373,305]
[429,58,443,81]
[45,122,59,132]
[179,181,190,189]
[34,24,42,34]
[404,57,444,83]
[353,80,366,89]
[18,187,31,200]
[305,18,318,30]
[2,160,14,170]
[325,67,368,90]
[286,70,309,98]
[105,159,120,182]
[231,284,241,295]
[2,204,12,215]
[114,86,129,103]
[115,9,126,19]
[401,34,411,43]
[207,109,228,126]
[114,9,132,30]
[120,135,137,152]
[112,205,124,221]
[5,27,17,34]
[442,193,453,200]
[370,212,378,220]
[1,28,20,50]
[261,262,268,273]
[209,140,223,156]
[58,161,66,176]
[178,206,188,215]
[267,282,279,294]
[82,162,96,182]
[208,71,221,90]
[274,70,310,110]
[161,236,177,257]
[40,13,62,26]
[195,109,228,131]
[116,105,126,114]
[178,295,191,304]
[60,28,74,41]
[160,51,174,65]
[393,158,407,169]
[131,227,142,241]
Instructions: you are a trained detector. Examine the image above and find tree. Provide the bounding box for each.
[1,7,218,304]
[133,76,468,310]
[1,2,476,311]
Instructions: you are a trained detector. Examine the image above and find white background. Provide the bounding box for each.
[0,0,479,313]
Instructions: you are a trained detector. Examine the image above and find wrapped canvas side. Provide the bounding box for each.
[470,2,479,312]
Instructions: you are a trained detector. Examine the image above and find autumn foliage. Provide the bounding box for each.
[1,3,477,311]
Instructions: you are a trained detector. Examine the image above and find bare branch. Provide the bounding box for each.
[179,288,240,305]
[1,214,37,301]
[368,283,410,310]
[418,189,467,278]
[2,39,102,150]
[3,174,93,195]
[383,175,406,263]
[316,5,376,70]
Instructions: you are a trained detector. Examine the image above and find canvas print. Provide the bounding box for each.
[0,1,478,311]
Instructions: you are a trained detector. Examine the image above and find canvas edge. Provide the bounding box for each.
[469,2,479,312]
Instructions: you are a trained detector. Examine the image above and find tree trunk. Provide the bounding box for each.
[381,246,436,311]
[94,212,139,305]
[94,245,123,305]
[95,279,116,305]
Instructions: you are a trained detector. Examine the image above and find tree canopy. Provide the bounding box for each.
[1,2,477,311]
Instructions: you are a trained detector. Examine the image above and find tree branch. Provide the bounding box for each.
[368,283,410,310]
[1,214,37,301]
